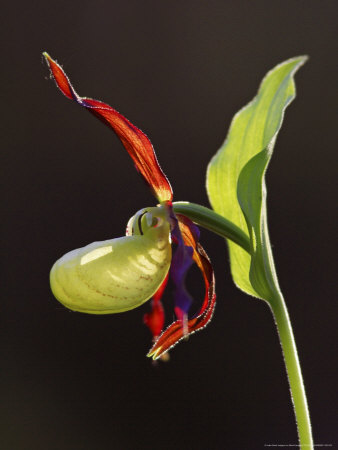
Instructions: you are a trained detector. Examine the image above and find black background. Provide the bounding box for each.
[2,1,337,449]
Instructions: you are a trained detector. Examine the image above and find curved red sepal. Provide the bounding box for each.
[43,53,173,203]
[147,214,216,360]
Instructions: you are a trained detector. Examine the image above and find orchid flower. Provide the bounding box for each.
[43,53,314,447]
[44,53,216,360]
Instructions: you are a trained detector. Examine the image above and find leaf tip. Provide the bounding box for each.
[290,54,309,68]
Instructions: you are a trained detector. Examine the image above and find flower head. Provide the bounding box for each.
[44,53,215,360]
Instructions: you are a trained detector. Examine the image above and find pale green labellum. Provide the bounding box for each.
[50,206,171,314]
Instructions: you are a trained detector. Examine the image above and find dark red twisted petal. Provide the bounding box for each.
[43,53,173,203]
[147,214,216,360]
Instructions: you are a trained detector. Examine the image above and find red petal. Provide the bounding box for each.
[43,53,173,203]
[147,215,216,360]
[143,273,169,338]
[143,299,165,339]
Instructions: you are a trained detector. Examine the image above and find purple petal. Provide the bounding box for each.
[169,208,197,317]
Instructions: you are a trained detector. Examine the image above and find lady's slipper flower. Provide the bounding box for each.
[44,53,216,360]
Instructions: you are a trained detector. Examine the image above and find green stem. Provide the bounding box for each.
[173,201,313,449]
[172,202,251,254]
[269,294,313,449]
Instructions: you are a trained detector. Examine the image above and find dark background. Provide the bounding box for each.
[2,1,337,449]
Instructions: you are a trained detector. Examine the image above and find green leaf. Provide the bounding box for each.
[206,56,307,300]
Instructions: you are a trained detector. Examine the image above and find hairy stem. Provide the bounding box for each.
[269,294,313,449]
[173,201,313,449]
